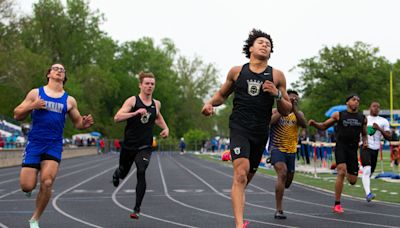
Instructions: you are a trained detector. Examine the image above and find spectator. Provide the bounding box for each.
[390,126,399,167]
[179,137,186,154]
[99,138,105,154]
[114,139,121,153]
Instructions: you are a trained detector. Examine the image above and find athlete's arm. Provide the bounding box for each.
[293,109,307,128]
[373,120,391,140]
[67,96,94,129]
[114,96,146,122]
[201,66,239,116]
[14,89,46,121]
[270,108,281,124]
[362,116,368,150]
[308,112,339,130]
[263,69,292,116]
[155,100,169,138]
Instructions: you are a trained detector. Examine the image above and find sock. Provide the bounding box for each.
[335,201,340,205]
[362,166,371,195]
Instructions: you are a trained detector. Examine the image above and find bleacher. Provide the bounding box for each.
[0,114,25,149]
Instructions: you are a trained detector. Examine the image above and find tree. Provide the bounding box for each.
[291,42,393,121]
[174,55,220,137]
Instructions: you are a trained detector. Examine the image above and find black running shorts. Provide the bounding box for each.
[335,143,359,176]
[229,128,269,174]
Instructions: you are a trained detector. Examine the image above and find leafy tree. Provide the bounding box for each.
[291,42,393,121]
[174,55,220,137]
[183,129,210,150]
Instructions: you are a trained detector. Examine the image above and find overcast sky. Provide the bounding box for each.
[16,0,400,87]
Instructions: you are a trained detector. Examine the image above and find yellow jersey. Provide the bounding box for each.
[269,112,298,153]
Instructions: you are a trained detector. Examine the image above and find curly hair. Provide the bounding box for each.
[287,89,299,96]
[242,29,273,59]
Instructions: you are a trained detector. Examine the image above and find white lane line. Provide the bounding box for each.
[0,158,112,199]
[188,155,400,211]
[0,222,8,228]
[179,156,400,227]
[167,156,298,228]
[111,167,195,228]
[0,156,108,186]
[52,166,116,228]
[72,190,104,193]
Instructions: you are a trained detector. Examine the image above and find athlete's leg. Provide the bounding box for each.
[361,148,372,194]
[370,149,379,174]
[273,162,287,212]
[231,158,250,228]
[284,153,296,189]
[346,174,357,185]
[117,147,135,179]
[31,160,59,221]
[133,150,151,212]
[113,147,135,187]
[20,142,42,194]
[334,163,347,202]
[20,167,39,193]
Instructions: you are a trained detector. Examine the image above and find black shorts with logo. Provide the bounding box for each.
[335,143,359,176]
[229,128,269,174]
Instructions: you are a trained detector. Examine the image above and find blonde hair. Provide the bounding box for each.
[138,71,155,83]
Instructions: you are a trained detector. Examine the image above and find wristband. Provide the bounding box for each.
[275,90,282,101]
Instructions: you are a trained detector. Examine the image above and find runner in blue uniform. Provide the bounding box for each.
[14,63,94,228]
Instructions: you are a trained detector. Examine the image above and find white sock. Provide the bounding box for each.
[362,166,371,195]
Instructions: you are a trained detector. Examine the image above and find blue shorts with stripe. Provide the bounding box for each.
[22,140,63,169]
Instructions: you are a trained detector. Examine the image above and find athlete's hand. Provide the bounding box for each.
[362,140,368,150]
[262,80,278,96]
[135,108,148,116]
[201,103,214,116]
[308,119,316,127]
[82,114,94,129]
[372,123,381,131]
[290,97,298,110]
[32,97,46,110]
[160,127,169,138]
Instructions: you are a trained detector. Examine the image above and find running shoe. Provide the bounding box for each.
[24,191,32,198]
[130,211,140,219]
[366,193,375,202]
[332,204,344,213]
[274,210,287,219]
[112,170,119,187]
[243,220,250,228]
[29,219,39,228]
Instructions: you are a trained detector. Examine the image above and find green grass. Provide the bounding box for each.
[195,152,400,204]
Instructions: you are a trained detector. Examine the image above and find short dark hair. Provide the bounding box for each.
[287,89,298,96]
[345,93,360,102]
[46,65,67,85]
[243,29,274,59]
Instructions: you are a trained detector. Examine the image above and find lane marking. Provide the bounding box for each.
[180,155,400,226]
[52,166,116,228]
[164,156,296,228]
[111,167,196,228]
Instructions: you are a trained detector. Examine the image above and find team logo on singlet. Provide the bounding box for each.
[233,147,241,155]
[247,79,263,96]
[45,101,64,113]
[140,112,151,124]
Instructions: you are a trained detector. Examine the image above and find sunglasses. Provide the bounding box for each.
[51,66,66,73]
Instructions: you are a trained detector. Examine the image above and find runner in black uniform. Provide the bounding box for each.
[309,94,367,214]
[202,29,292,228]
[112,72,169,219]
